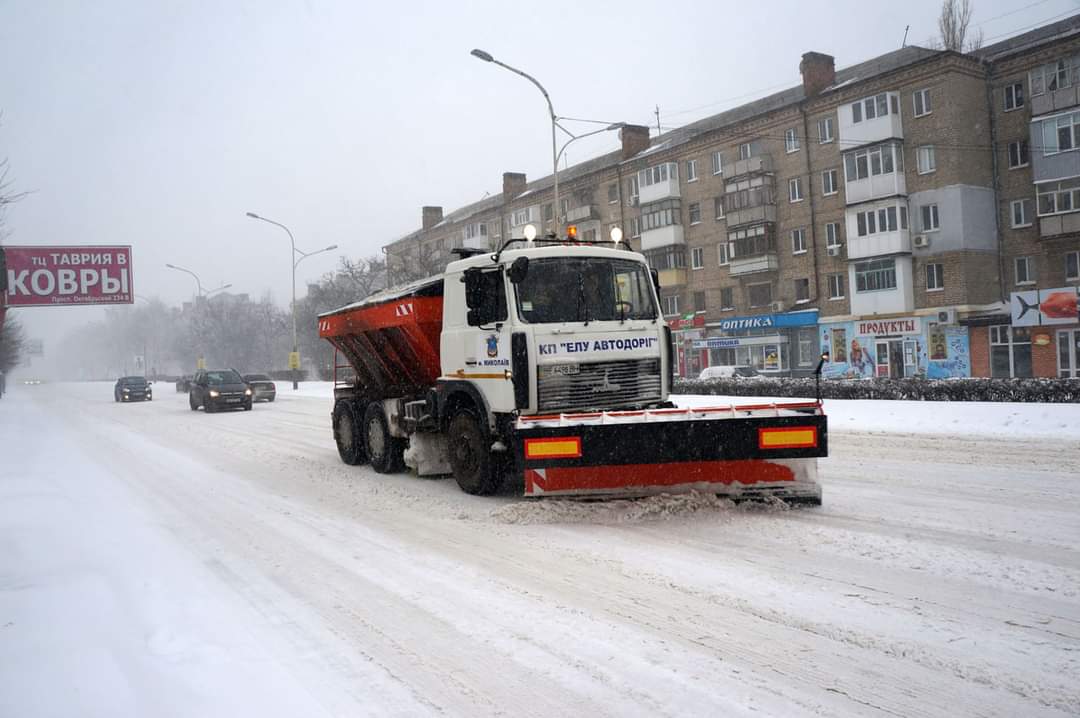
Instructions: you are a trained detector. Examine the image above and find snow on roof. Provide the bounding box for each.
[319,274,444,318]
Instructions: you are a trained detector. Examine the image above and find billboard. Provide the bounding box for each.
[3,245,133,307]
[1011,287,1080,327]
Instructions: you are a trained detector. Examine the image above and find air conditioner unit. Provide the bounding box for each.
[827,244,843,257]
[936,308,958,325]
[913,234,930,248]
[770,301,785,313]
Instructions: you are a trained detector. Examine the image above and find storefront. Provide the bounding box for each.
[694,310,819,377]
[819,315,971,379]
[976,287,1080,378]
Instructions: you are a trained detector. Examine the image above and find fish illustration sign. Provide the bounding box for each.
[1011,287,1080,326]
[3,245,134,307]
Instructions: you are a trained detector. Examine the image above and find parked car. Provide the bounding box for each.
[698,365,759,380]
[115,376,152,402]
[242,373,277,402]
[188,369,253,412]
[175,375,193,393]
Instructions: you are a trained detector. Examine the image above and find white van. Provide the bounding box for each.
[698,365,759,380]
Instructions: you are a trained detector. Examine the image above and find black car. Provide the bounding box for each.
[115,376,152,402]
[242,374,277,402]
[188,369,253,412]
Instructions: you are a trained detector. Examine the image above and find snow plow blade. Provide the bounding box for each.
[515,402,827,501]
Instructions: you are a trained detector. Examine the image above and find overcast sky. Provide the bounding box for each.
[3,0,1078,353]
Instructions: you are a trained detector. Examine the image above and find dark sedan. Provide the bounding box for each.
[242,373,277,402]
[188,369,253,412]
[115,376,152,402]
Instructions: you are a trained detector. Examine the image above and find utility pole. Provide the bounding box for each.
[655,105,661,134]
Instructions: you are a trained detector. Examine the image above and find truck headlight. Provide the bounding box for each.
[208,389,220,398]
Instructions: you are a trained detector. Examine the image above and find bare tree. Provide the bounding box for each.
[0,314,26,373]
[938,0,982,52]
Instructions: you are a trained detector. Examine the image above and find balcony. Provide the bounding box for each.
[639,162,681,204]
[729,253,779,276]
[725,204,776,228]
[463,235,490,250]
[845,171,906,206]
[726,154,772,179]
[1032,86,1080,116]
[640,224,685,251]
[563,204,599,223]
[1039,211,1080,238]
[838,92,903,148]
[658,267,688,287]
[847,228,911,260]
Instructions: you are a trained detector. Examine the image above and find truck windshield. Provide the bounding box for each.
[515,257,658,324]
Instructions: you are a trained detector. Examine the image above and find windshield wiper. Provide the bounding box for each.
[577,274,590,326]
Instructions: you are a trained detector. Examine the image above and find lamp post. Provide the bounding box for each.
[471,48,562,237]
[557,122,625,172]
[165,263,204,299]
[246,211,337,389]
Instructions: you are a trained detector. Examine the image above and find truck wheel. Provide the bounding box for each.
[448,412,499,495]
[333,401,366,465]
[363,403,404,474]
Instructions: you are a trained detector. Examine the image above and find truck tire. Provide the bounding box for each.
[363,403,404,474]
[333,400,366,465]
[448,411,500,495]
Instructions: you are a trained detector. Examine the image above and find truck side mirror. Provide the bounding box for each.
[507,256,529,284]
[650,268,661,297]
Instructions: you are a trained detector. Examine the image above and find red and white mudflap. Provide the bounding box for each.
[513,402,827,504]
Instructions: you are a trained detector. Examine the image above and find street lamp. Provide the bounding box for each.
[557,122,625,171]
[165,263,204,298]
[246,211,337,390]
[471,48,562,237]
[204,283,233,299]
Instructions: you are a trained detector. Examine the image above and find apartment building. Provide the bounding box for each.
[384,15,1080,379]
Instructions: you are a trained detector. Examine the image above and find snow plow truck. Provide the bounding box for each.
[318,230,827,501]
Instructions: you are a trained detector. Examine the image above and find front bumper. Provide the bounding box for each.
[514,404,827,499]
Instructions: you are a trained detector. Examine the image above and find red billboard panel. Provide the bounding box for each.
[3,245,134,307]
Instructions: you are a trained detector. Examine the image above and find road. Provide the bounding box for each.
[2,382,1079,717]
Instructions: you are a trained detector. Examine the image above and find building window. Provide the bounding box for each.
[1029,57,1079,97]
[738,143,752,160]
[639,162,678,188]
[748,283,772,308]
[857,205,905,237]
[720,286,734,309]
[542,204,553,222]
[1037,179,1080,216]
[913,88,931,117]
[691,246,704,269]
[644,246,686,271]
[711,151,723,175]
[990,325,1032,378]
[843,142,902,182]
[686,159,698,182]
[693,291,706,312]
[1004,82,1024,111]
[1011,199,1032,228]
[917,145,936,174]
[640,198,682,231]
[920,203,940,232]
[728,224,775,258]
[607,183,618,203]
[688,202,701,225]
[560,198,570,216]
[464,222,488,240]
[630,217,641,238]
[662,295,680,316]
[1066,251,1080,281]
[926,263,944,291]
[825,222,842,247]
[851,92,895,123]
[822,169,838,195]
[789,177,803,202]
[794,278,810,303]
[828,273,845,299]
[1039,111,1080,155]
[717,242,729,266]
[713,196,725,220]
[628,176,639,204]
[855,258,897,292]
[791,228,807,254]
[818,117,834,143]
[724,175,774,214]
[785,128,800,153]
[1015,256,1035,285]
[1008,140,1029,168]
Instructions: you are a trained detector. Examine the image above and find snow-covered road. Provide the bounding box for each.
[2,383,1079,717]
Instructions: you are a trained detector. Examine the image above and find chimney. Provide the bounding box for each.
[421,206,443,230]
[502,172,527,200]
[619,124,651,159]
[800,52,835,97]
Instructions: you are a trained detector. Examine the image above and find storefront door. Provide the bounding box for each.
[1059,329,1080,378]
[875,340,904,377]
[903,338,920,377]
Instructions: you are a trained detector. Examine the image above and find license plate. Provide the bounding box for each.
[227,398,241,403]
